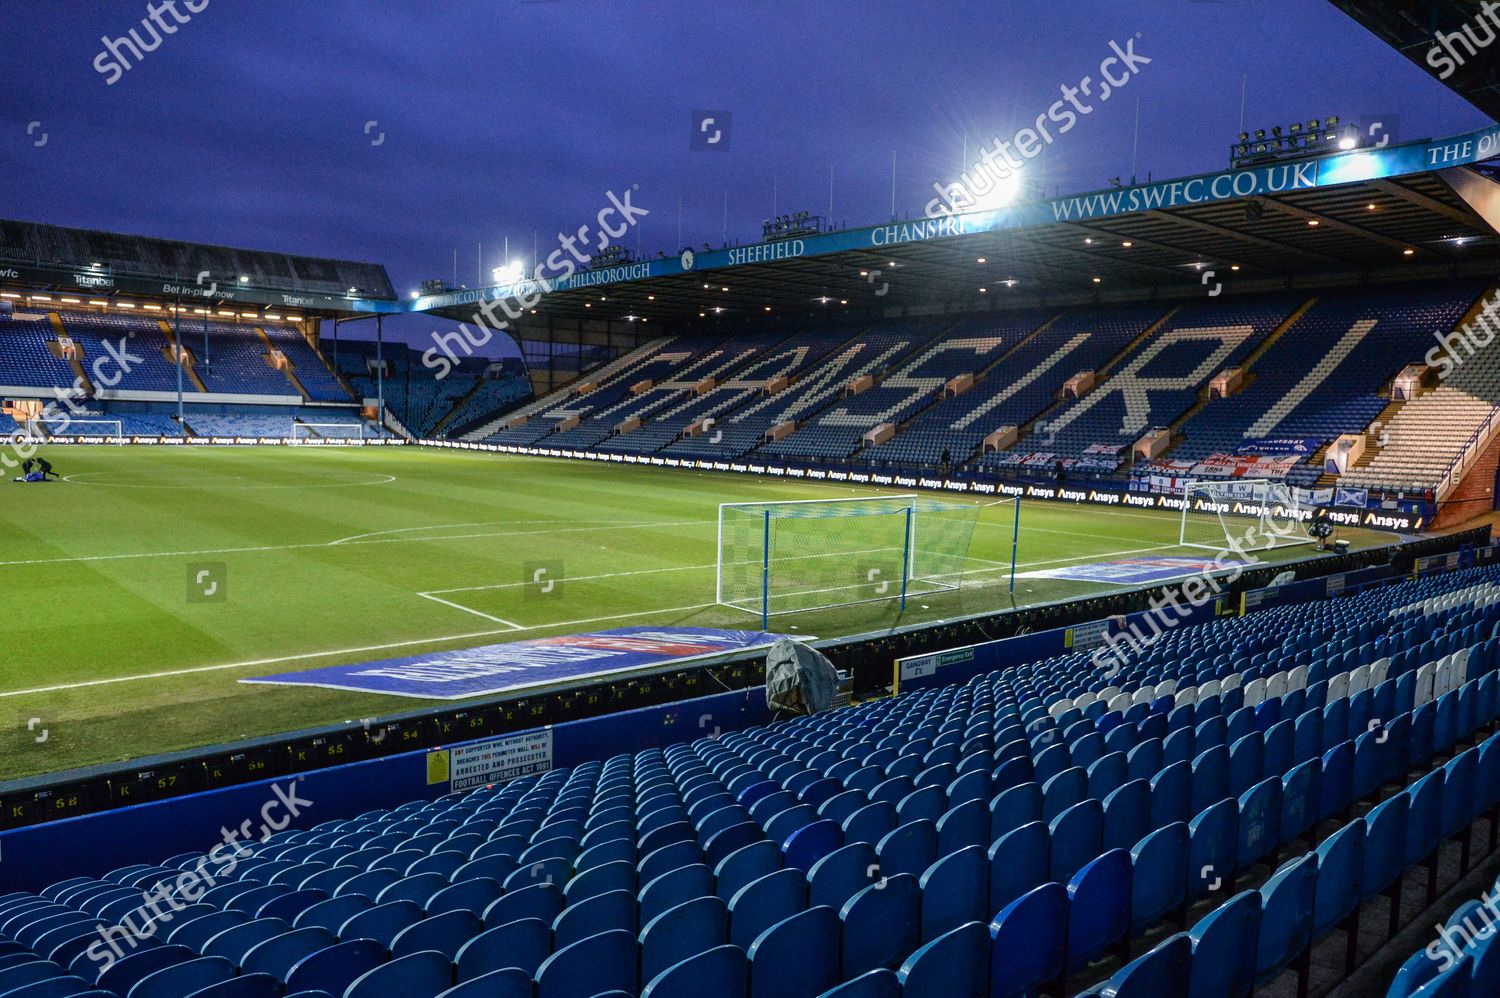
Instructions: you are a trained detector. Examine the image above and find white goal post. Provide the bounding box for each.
[48,419,123,443]
[716,494,994,628]
[290,421,368,443]
[1179,478,1312,552]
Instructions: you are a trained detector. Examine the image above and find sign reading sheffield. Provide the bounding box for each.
[241,626,784,699]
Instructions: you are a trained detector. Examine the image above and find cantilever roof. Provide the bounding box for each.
[415,125,1500,329]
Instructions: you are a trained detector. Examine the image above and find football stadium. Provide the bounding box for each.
[4,2,1500,996]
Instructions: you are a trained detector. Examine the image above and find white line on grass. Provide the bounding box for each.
[0,601,721,700]
[0,520,707,569]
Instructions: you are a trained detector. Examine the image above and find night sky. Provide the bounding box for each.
[0,0,1490,350]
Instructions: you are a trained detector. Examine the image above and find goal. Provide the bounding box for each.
[716,494,989,627]
[290,421,367,443]
[49,419,123,444]
[1179,478,1311,552]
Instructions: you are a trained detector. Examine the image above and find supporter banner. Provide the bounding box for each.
[1335,487,1370,508]
[1237,438,1320,456]
[242,626,786,699]
[1188,452,1300,479]
[420,440,1429,533]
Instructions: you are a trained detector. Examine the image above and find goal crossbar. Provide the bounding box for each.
[290,421,367,442]
[716,493,993,627]
[49,419,123,443]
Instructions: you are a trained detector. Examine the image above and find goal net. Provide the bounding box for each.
[1179,478,1311,552]
[716,494,985,624]
[290,421,367,443]
[47,419,123,443]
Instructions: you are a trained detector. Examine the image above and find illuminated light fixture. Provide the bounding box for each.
[971,170,1025,211]
[240,312,257,318]
[89,262,103,269]
[600,296,607,301]
[859,270,869,277]
[217,309,234,316]
[1367,203,1377,211]
[117,301,136,308]
[410,291,420,299]
[976,257,987,264]
[264,314,281,320]
[491,261,526,284]
[1231,264,1241,271]
[1004,280,1018,287]
[285,315,302,321]
[887,261,896,268]
[192,308,208,315]
[59,296,80,303]
[29,294,51,301]
[1092,277,1102,284]
[720,286,729,292]
[647,295,655,300]
[530,308,537,314]
[1338,134,1358,151]
[1307,219,1320,227]
[584,303,592,308]
[699,311,706,317]
[1403,248,1415,256]
[641,317,648,322]
[1084,237,1094,245]
[0,292,18,298]
[143,304,161,311]
[703,283,711,289]
[1121,241,1133,248]
[763,306,772,312]
[238,276,249,283]
[90,299,109,306]
[979,287,987,293]
[713,306,725,314]
[839,299,848,305]
[347,286,358,294]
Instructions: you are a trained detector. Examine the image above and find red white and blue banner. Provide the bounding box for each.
[241,626,786,699]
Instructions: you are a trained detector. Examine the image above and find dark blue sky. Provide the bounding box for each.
[0,0,1490,351]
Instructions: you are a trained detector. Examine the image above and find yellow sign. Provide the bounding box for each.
[426,749,450,785]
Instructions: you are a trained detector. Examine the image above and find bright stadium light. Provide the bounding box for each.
[972,171,1025,211]
[491,261,526,284]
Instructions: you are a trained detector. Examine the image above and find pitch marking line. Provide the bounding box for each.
[0,520,707,569]
[0,601,722,700]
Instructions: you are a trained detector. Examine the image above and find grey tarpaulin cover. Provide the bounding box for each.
[764,637,838,715]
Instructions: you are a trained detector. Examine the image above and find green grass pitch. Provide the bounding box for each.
[0,446,1393,780]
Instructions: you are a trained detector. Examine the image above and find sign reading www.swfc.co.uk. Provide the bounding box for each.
[242,627,787,699]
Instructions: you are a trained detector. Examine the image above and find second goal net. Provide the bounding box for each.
[716,494,988,625]
[47,419,123,443]
[1179,478,1310,552]
[291,421,368,443]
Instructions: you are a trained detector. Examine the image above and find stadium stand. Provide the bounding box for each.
[0,309,81,387]
[1339,330,1500,495]
[479,337,676,445]
[667,323,936,461]
[190,322,304,397]
[1161,282,1489,488]
[1018,293,1305,462]
[591,328,855,456]
[9,559,1500,997]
